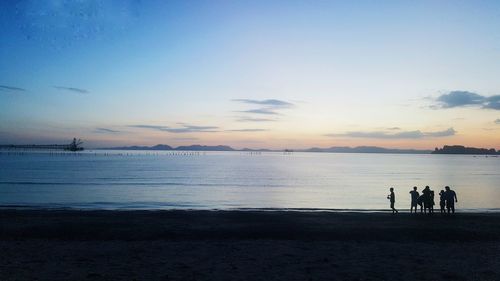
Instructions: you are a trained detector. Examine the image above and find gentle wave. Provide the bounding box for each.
[1,203,500,213]
[0,181,283,187]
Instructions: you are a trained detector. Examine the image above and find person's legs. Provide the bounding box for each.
[390,202,397,214]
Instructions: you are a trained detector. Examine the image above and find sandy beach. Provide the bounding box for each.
[1,209,499,280]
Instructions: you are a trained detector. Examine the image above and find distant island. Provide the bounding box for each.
[301,146,431,154]
[4,142,497,155]
[102,144,432,154]
[104,144,234,151]
[432,145,499,155]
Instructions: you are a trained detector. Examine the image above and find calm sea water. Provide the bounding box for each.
[1,150,499,211]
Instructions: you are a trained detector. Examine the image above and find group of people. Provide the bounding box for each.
[387,186,458,214]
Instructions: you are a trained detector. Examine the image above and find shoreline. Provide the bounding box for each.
[2,205,500,213]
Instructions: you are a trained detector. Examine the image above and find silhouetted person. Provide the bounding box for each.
[429,190,435,214]
[409,186,419,213]
[444,186,458,213]
[439,190,446,214]
[422,186,432,214]
[387,187,398,214]
[417,194,424,213]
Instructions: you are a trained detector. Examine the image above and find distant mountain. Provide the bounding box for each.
[102,144,433,154]
[302,146,431,154]
[104,144,234,151]
[432,145,499,155]
[175,145,234,151]
[105,144,173,150]
[241,148,273,152]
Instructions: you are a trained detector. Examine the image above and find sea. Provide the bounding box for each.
[1,150,499,211]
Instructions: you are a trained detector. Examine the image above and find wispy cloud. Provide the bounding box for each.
[424,128,456,137]
[0,85,26,92]
[239,109,280,115]
[54,86,89,94]
[226,129,268,132]
[433,91,500,110]
[233,98,294,115]
[495,119,500,125]
[236,117,276,122]
[326,128,456,139]
[232,99,294,107]
[387,127,401,130]
[95,128,120,133]
[166,125,219,133]
[129,125,167,130]
[487,96,500,110]
[129,124,219,133]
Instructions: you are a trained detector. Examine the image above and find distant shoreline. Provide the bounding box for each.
[3,144,499,155]
[3,149,500,156]
[99,144,433,154]
[97,144,500,155]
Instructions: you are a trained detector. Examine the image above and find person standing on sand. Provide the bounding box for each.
[417,194,424,213]
[429,190,435,214]
[409,186,419,213]
[422,186,432,214]
[439,190,446,214]
[387,187,398,214]
[444,186,458,214]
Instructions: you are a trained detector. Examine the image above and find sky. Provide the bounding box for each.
[1,0,499,149]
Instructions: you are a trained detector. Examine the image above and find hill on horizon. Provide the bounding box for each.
[102,144,433,154]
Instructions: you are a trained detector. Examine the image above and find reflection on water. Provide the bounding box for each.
[0,151,499,210]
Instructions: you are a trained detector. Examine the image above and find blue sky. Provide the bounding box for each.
[1,0,500,149]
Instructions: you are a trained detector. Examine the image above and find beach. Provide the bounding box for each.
[1,209,499,280]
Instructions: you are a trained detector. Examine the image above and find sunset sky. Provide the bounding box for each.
[1,0,499,149]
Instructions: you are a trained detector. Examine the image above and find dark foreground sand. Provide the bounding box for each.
[1,210,499,281]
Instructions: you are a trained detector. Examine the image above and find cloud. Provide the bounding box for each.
[434,91,500,110]
[226,129,268,132]
[326,131,424,139]
[485,96,500,110]
[436,91,485,108]
[236,117,276,122]
[129,125,167,130]
[495,119,500,125]
[233,98,294,115]
[232,99,294,107]
[165,125,219,133]
[0,85,26,92]
[129,124,219,133]
[387,127,401,130]
[172,137,199,141]
[424,127,456,137]
[238,109,280,115]
[95,128,120,133]
[326,128,456,139]
[54,86,89,94]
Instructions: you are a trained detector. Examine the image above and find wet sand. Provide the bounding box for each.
[1,209,499,280]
